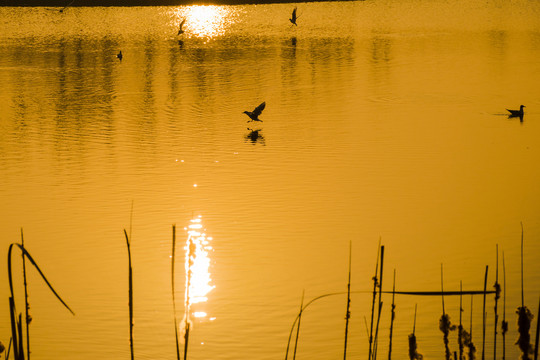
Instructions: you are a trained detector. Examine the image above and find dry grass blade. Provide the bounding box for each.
[8,243,75,315]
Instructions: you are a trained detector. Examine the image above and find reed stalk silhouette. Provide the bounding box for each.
[502,251,508,360]
[7,338,12,360]
[493,245,501,360]
[372,245,385,360]
[3,338,12,359]
[440,264,456,360]
[171,225,181,360]
[7,241,74,360]
[283,286,495,360]
[458,281,464,360]
[408,304,422,360]
[182,227,197,360]
[21,231,31,360]
[292,291,304,360]
[343,243,352,360]
[534,296,539,360]
[124,229,134,360]
[0,339,7,359]
[482,265,488,360]
[516,222,533,360]
[388,269,396,360]
[285,292,345,360]
[517,305,534,359]
[368,241,381,360]
[469,296,477,360]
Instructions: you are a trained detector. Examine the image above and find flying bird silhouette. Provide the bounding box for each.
[178,18,186,35]
[289,7,298,26]
[116,50,123,61]
[243,102,266,122]
[506,105,525,117]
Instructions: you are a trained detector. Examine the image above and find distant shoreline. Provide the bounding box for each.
[1,0,357,7]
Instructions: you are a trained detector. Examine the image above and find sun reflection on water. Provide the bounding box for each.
[181,216,214,339]
[173,5,236,39]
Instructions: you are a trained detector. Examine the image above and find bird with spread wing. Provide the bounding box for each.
[243,102,266,122]
[178,18,186,35]
[289,7,298,26]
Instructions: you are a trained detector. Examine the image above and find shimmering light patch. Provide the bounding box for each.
[181,216,215,336]
[183,5,234,39]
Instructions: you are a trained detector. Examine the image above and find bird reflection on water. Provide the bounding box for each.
[506,105,525,122]
[245,128,265,145]
[291,37,297,47]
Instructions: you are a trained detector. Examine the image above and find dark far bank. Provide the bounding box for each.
[1,0,357,7]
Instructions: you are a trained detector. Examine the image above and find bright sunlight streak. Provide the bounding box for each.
[182,216,214,326]
[174,5,235,39]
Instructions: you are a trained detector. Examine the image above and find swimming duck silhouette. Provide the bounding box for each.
[243,102,266,122]
[506,105,525,117]
[289,7,298,26]
[117,51,123,61]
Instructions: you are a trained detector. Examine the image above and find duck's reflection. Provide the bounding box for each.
[506,105,525,123]
[245,128,265,145]
[507,113,524,123]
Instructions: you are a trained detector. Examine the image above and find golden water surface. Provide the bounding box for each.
[1,1,539,359]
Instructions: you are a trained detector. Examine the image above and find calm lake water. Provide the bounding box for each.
[1,0,540,359]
